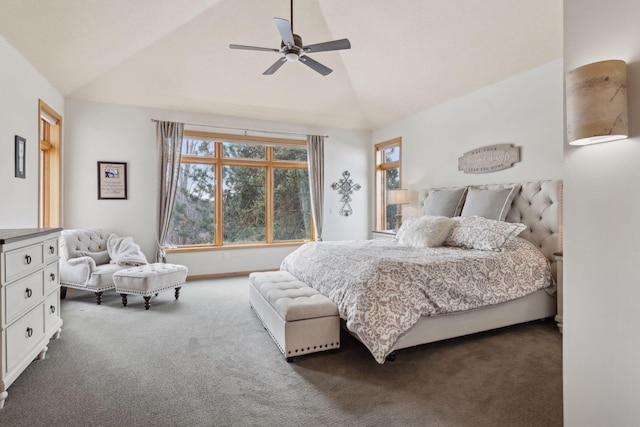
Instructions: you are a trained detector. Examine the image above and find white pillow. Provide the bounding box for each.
[394,217,417,241]
[444,216,526,251]
[77,250,110,265]
[398,216,456,248]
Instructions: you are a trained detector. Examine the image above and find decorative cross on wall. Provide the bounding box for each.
[331,170,361,216]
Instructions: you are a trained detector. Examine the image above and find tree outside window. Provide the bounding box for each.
[166,132,312,248]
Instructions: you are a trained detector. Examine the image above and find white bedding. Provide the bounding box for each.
[280,237,553,363]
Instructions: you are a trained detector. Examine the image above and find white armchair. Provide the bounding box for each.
[59,229,132,304]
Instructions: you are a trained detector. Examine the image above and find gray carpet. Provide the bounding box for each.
[0,277,562,427]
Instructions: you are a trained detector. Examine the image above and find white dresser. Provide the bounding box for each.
[0,228,63,409]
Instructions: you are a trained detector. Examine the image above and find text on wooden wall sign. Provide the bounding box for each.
[458,144,521,174]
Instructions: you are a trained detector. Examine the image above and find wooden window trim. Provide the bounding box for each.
[374,137,402,231]
[172,131,312,249]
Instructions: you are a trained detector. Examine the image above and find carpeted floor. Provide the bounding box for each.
[0,276,562,427]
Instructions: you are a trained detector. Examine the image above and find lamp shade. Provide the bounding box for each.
[566,60,628,145]
[388,189,409,205]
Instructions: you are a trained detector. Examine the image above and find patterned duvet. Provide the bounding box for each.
[280,237,553,363]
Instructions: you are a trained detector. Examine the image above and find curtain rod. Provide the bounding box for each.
[150,119,328,138]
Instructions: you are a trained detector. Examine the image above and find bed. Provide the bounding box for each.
[280,180,562,363]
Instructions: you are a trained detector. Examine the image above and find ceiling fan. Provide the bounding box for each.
[229,0,351,76]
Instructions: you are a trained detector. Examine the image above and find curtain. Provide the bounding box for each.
[307,135,325,241]
[156,121,184,262]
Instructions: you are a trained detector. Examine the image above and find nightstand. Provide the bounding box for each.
[554,252,563,333]
[371,230,396,240]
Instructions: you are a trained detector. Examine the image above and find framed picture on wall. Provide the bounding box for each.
[15,135,26,179]
[97,161,127,200]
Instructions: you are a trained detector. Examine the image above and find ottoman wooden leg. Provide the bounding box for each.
[95,291,103,305]
[143,296,151,310]
[120,294,128,307]
[175,286,181,300]
[60,286,67,299]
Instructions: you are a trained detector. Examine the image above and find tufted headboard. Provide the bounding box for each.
[419,180,563,279]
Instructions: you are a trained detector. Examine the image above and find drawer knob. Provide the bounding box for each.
[25,254,32,264]
[49,245,55,254]
[25,288,33,298]
[26,327,33,338]
[50,305,56,314]
[50,273,56,281]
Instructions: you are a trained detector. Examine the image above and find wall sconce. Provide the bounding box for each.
[388,189,409,230]
[566,59,628,145]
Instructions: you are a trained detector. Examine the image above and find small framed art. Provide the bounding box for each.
[15,136,26,179]
[97,161,128,200]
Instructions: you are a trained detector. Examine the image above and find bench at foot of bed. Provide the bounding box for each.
[249,271,340,362]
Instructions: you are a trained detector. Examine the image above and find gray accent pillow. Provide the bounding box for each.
[424,188,468,217]
[460,186,520,221]
[77,250,110,265]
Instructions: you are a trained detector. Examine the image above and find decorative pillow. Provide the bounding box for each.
[423,187,468,217]
[77,250,110,265]
[398,216,456,248]
[394,217,417,241]
[460,186,520,221]
[444,216,527,251]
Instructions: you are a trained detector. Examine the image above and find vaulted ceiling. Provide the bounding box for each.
[0,0,562,130]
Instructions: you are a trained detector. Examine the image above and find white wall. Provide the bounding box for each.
[0,35,64,227]
[63,99,370,276]
[563,1,640,425]
[371,60,564,219]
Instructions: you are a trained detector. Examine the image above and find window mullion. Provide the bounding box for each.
[266,147,274,243]
[379,161,400,171]
[271,160,308,169]
[214,142,223,246]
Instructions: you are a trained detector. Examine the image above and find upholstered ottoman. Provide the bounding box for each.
[113,263,188,310]
[249,271,340,361]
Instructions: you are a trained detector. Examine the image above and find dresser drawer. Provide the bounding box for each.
[6,306,45,373]
[44,291,60,336]
[44,262,59,295]
[4,243,44,283]
[43,238,58,263]
[5,271,44,325]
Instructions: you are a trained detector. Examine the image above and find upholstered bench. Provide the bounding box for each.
[113,263,188,310]
[249,270,340,362]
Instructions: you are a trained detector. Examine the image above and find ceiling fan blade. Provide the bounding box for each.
[273,18,295,47]
[299,55,332,76]
[229,44,279,52]
[263,57,287,75]
[303,38,351,53]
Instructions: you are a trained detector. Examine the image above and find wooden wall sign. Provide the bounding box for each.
[458,144,520,174]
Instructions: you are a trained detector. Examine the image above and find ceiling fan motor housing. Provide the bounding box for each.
[282,34,303,61]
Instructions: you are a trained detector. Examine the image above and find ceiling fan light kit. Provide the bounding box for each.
[229,1,351,76]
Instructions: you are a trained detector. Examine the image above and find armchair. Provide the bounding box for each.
[59,229,135,304]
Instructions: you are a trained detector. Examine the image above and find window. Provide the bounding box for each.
[166,131,312,248]
[375,137,402,231]
[38,100,62,228]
